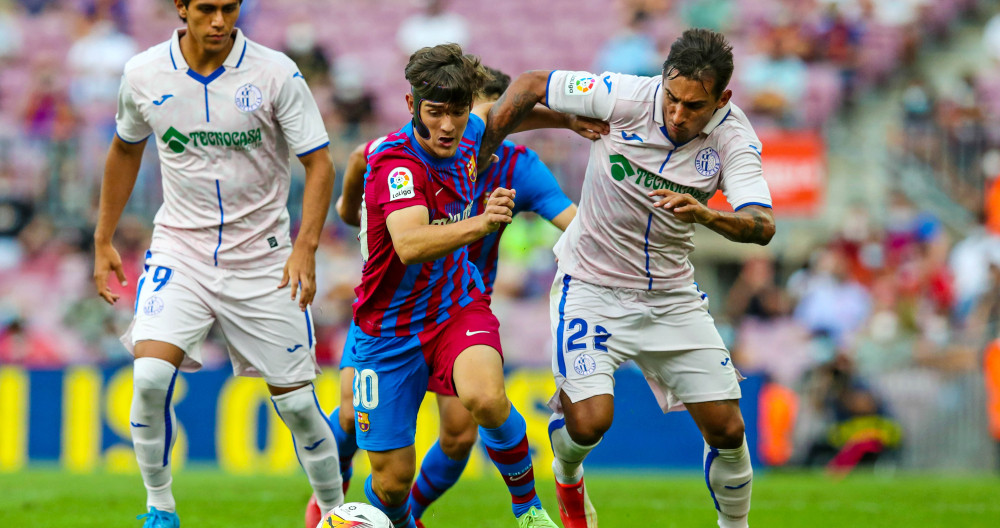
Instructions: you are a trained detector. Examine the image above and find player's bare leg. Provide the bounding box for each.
[269,381,345,514]
[548,390,611,528]
[367,446,419,528]
[409,395,477,522]
[131,341,185,528]
[687,399,752,528]
[453,345,557,527]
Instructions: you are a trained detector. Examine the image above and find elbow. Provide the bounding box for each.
[335,198,360,227]
[757,222,776,246]
[394,243,423,266]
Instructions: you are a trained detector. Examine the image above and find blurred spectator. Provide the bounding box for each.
[815,4,861,108]
[678,0,734,33]
[740,25,808,127]
[982,4,1000,63]
[797,354,902,473]
[0,2,23,63]
[593,8,660,77]
[331,55,376,142]
[948,214,1000,322]
[791,246,872,348]
[65,10,136,112]
[396,0,469,56]
[282,22,332,88]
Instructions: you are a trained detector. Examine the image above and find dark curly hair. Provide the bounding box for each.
[662,28,734,99]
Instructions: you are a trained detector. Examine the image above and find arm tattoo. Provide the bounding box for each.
[739,208,767,243]
[708,207,774,245]
[479,89,541,166]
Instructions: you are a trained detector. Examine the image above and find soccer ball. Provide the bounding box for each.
[315,502,393,528]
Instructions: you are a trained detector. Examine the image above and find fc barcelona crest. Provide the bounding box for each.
[357,411,370,432]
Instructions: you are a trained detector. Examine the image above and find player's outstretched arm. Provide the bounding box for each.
[650,189,775,245]
[280,147,335,310]
[386,188,517,265]
[93,135,146,304]
[336,142,368,227]
[477,70,550,165]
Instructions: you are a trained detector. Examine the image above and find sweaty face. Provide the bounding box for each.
[408,95,471,159]
[661,73,731,145]
[179,0,240,54]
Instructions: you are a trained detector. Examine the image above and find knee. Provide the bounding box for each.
[372,469,413,505]
[338,407,355,434]
[703,418,745,449]
[565,418,610,446]
[439,427,478,460]
[462,389,509,427]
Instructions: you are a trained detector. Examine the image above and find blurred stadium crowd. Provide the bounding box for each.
[1,0,998,469]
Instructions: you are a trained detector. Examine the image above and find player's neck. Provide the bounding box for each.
[179,29,235,77]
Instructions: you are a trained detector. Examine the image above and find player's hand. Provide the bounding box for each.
[94,242,127,305]
[568,115,610,140]
[649,189,714,224]
[279,244,317,311]
[480,187,516,233]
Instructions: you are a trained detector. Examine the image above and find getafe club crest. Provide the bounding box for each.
[694,147,721,177]
[234,83,263,112]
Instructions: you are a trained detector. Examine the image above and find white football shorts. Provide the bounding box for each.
[548,269,742,413]
[121,251,319,386]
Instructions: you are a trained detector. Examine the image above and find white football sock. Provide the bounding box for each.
[272,384,344,513]
[704,437,753,528]
[130,357,179,513]
[548,414,601,485]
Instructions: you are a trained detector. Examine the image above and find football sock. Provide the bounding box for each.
[130,357,179,513]
[479,406,543,517]
[548,413,600,485]
[409,440,470,519]
[365,475,417,528]
[329,406,357,484]
[704,437,753,528]
[272,385,344,513]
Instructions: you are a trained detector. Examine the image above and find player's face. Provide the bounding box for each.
[407,95,471,158]
[177,0,241,54]
[661,74,732,144]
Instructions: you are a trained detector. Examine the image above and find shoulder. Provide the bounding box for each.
[243,38,301,78]
[606,73,659,102]
[370,147,428,180]
[122,40,171,79]
[466,113,486,136]
[711,103,762,154]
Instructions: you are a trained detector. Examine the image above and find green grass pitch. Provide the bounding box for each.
[1,469,998,527]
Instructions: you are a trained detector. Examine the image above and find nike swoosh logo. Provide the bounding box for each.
[303,438,325,451]
[466,330,489,336]
[435,188,445,196]
[152,95,174,106]
[287,344,303,353]
[724,478,751,490]
[721,358,731,366]
[621,131,644,142]
[603,75,612,93]
[130,422,150,428]
[508,470,531,482]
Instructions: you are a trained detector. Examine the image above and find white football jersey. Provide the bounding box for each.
[545,71,772,290]
[115,29,329,269]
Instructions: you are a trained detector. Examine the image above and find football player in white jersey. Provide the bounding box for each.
[480,29,776,528]
[93,2,343,526]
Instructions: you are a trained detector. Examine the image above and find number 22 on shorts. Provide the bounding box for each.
[564,318,612,352]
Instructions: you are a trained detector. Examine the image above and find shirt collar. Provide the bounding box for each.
[169,28,247,71]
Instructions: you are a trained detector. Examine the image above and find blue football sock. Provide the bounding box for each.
[479,406,542,517]
[409,440,470,519]
[365,475,416,528]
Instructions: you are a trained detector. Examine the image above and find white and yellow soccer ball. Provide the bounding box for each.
[315,502,393,528]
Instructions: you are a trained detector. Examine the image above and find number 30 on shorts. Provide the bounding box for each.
[565,318,612,351]
[353,369,379,410]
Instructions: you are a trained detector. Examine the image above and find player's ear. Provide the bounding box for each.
[405,93,415,116]
[718,89,732,108]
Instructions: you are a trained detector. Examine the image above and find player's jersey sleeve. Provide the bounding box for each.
[115,75,152,143]
[544,70,618,121]
[371,155,429,216]
[718,140,772,211]
[511,147,573,221]
[273,71,330,156]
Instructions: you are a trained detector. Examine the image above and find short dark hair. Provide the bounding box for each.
[662,28,734,99]
[405,44,490,109]
[480,66,510,101]
[177,0,243,23]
